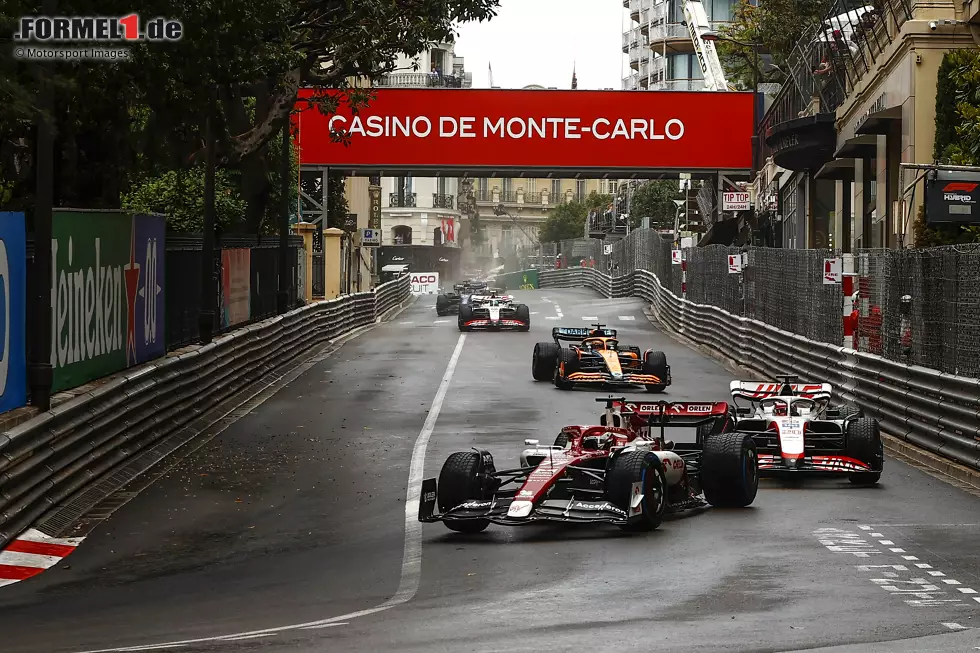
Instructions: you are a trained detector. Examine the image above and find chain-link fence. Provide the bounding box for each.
[542,230,980,378]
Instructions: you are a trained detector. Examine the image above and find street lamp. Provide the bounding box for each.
[672,199,686,246]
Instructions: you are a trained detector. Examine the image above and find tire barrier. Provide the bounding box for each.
[0,276,412,549]
[541,266,980,473]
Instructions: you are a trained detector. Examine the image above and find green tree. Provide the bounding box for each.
[628,180,680,229]
[540,201,588,242]
[718,0,833,90]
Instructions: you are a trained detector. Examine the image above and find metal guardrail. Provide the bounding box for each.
[540,266,980,472]
[0,276,412,549]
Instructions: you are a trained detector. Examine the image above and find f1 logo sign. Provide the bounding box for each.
[943,182,978,193]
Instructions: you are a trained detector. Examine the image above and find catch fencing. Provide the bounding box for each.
[0,275,411,550]
[550,230,980,378]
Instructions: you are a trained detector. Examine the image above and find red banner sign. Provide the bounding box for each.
[294,88,754,172]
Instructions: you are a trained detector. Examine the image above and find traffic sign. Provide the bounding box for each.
[361,228,381,247]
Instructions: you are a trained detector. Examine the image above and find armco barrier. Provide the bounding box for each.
[0,276,411,548]
[541,266,980,472]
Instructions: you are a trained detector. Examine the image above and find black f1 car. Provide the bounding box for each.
[720,374,883,484]
[531,324,671,392]
[436,280,488,316]
[458,293,530,331]
[419,397,758,533]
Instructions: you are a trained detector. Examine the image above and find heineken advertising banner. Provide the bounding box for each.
[220,248,251,328]
[51,211,166,393]
[0,212,27,412]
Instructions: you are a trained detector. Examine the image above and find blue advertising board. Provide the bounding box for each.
[0,213,27,412]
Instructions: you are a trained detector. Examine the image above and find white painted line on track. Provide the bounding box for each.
[217,634,276,641]
[398,321,414,325]
[582,316,598,320]
[944,623,970,630]
[618,315,635,321]
[433,320,449,324]
[546,317,560,320]
[542,297,551,303]
[299,623,348,631]
[71,335,470,653]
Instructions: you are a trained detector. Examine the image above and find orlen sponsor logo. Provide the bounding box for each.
[944,182,978,202]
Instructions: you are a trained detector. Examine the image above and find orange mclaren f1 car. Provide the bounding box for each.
[531,324,671,392]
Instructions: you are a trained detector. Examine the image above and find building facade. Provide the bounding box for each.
[623,0,736,91]
[374,40,472,280]
[754,0,980,250]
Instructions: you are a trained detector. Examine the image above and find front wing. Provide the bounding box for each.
[461,316,528,330]
[757,454,880,475]
[418,479,628,525]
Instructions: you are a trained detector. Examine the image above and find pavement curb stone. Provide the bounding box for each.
[640,304,980,493]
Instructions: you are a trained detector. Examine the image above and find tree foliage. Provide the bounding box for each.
[628,180,680,229]
[916,49,980,246]
[1,0,500,233]
[718,0,833,89]
[540,201,587,242]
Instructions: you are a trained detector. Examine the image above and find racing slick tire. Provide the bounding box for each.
[553,347,577,390]
[700,432,759,508]
[642,350,669,393]
[458,304,474,332]
[438,452,492,533]
[532,342,560,381]
[844,417,883,485]
[436,294,451,316]
[515,304,531,331]
[606,450,668,532]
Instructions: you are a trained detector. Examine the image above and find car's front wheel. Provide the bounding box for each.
[438,452,492,533]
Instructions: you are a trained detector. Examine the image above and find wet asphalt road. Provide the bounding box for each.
[2,288,980,652]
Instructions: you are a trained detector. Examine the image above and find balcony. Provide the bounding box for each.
[432,193,455,210]
[649,20,732,50]
[758,0,912,172]
[389,192,417,208]
[651,78,706,91]
[374,72,469,88]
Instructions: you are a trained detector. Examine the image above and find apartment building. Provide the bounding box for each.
[622,0,736,91]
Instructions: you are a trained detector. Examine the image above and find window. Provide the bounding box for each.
[552,179,562,199]
[433,227,443,245]
[527,179,537,193]
[576,180,587,200]
[705,0,732,23]
[668,54,703,80]
[392,225,413,245]
[503,178,513,194]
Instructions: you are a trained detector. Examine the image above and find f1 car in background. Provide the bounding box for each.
[419,397,758,533]
[458,293,531,331]
[720,375,882,484]
[531,324,671,392]
[436,280,488,316]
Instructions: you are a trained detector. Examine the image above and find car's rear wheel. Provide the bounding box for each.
[515,304,531,331]
[436,294,450,316]
[438,452,492,533]
[643,350,669,393]
[700,432,759,507]
[606,450,667,532]
[845,417,883,485]
[532,342,560,381]
[458,304,474,332]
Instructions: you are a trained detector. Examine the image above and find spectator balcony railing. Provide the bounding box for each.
[432,193,455,210]
[474,189,571,205]
[374,72,467,88]
[389,192,417,208]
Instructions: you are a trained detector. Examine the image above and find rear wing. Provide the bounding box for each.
[614,400,730,427]
[730,381,833,402]
[552,326,617,343]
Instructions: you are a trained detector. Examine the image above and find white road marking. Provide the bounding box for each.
[299,623,348,631]
[879,540,895,545]
[944,623,969,630]
[217,634,276,641]
[902,555,920,560]
[531,312,539,315]
[546,317,560,320]
[890,548,906,553]
[398,321,414,325]
[618,315,635,321]
[928,571,946,577]
[582,316,598,321]
[542,297,551,303]
[959,588,978,594]
[858,525,872,530]
[916,563,933,569]
[871,533,884,538]
[943,579,961,585]
[433,320,449,324]
[71,335,469,653]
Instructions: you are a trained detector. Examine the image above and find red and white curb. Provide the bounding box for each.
[0,529,84,587]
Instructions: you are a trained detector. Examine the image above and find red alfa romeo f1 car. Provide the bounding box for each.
[721,375,883,484]
[419,397,758,533]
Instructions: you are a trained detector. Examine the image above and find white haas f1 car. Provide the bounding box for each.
[419,397,758,533]
[722,375,883,484]
[458,293,530,332]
